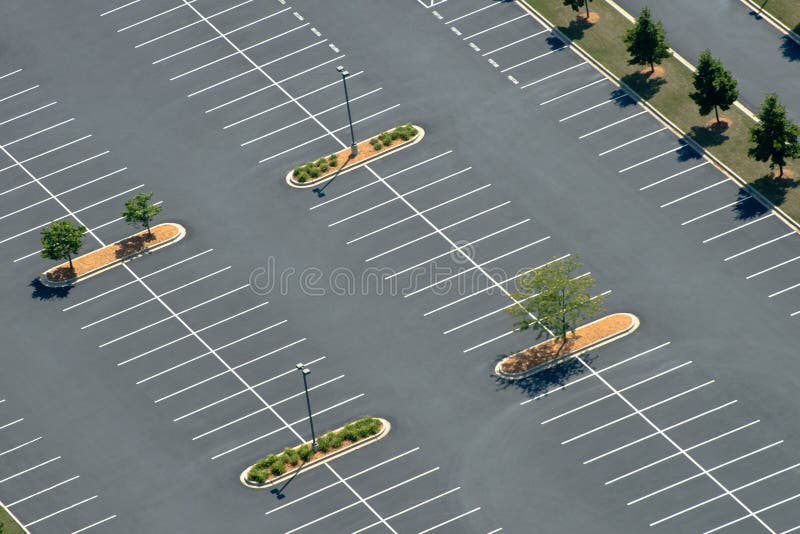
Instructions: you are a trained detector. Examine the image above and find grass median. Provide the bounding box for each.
[0,504,26,534]
[761,0,800,30]
[524,0,800,222]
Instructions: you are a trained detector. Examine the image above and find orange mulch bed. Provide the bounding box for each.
[704,117,733,132]
[46,224,179,282]
[500,313,633,374]
[770,168,797,180]
[640,65,665,79]
[577,12,600,24]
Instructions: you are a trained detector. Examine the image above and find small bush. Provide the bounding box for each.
[329,154,338,166]
[293,167,302,177]
[298,176,307,183]
[270,460,286,477]
[316,435,331,452]
[319,162,329,172]
[248,469,266,483]
[255,454,278,470]
[309,167,320,178]
[304,163,315,172]
[316,158,326,166]
[298,444,313,462]
[329,432,343,449]
[283,448,299,466]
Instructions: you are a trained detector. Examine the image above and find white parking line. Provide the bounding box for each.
[259,104,401,163]
[285,468,440,534]
[25,495,98,527]
[542,361,692,425]
[153,8,291,64]
[390,220,532,281]
[726,231,795,262]
[209,393,363,459]
[0,167,125,221]
[170,24,309,81]
[462,14,527,41]
[746,255,800,279]
[500,46,566,73]
[0,69,22,80]
[0,457,60,484]
[539,78,606,105]
[366,202,510,262]
[682,197,752,225]
[482,30,548,57]
[445,2,499,24]
[101,0,140,16]
[136,1,254,47]
[704,493,800,534]
[0,101,58,128]
[521,342,671,405]
[7,475,80,507]
[99,283,250,346]
[603,418,757,478]
[330,167,470,227]
[82,266,231,330]
[0,134,92,174]
[417,508,481,534]
[242,87,383,146]
[562,380,714,445]
[620,145,692,173]
[0,437,42,457]
[0,85,38,104]
[4,118,75,147]
[72,515,118,534]
[118,0,197,32]
[598,128,666,157]
[660,179,728,208]
[703,213,775,243]
[521,62,588,89]
[640,161,710,191]
[0,418,23,431]
[559,93,632,123]
[579,110,647,138]
[770,281,800,298]
[62,249,212,311]
[117,305,275,365]
[155,338,306,403]
[347,184,491,245]
[635,439,785,508]
[354,487,461,534]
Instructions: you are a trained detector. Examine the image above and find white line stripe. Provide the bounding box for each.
[704,493,800,534]
[445,2,499,24]
[0,418,23,431]
[417,508,481,534]
[500,46,566,73]
[353,487,462,533]
[770,281,800,298]
[0,69,22,80]
[682,197,752,225]
[463,329,516,353]
[25,496,98,527]
[0,437,42,456]
[579,110,647,138]
[135,0,253,47]
[599,128,665,156]
[0,135,92,173]
[726,232,795,261]
[71,515,118,534]
[640,161,710,190]
[747,255,800,279]
[483,30,548,57]
[703,213,774,243]
[101,0,139,16]
[539,78,605,105]
[118,0,197,32]
[0,457,60,484]
[521,62,587,88]
[463,14,527,40]
[4,118,75,147]
[619,145,689,173]
[560,92,630,122]
[0,102,58,127]
[0,85,38,104]
[660,179,728,208]
[7,476,80,507]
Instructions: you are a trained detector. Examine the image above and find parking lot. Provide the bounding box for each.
[0,0,798,531]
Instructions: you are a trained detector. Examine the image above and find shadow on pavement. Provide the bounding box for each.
[780,33,800,62]
[30,278,71,300]
[492,352,598,400]
[736,174,799,219]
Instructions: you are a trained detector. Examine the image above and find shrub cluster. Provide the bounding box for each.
[370,124,417,152]
[247,417,382,483]
[293,153,339,183]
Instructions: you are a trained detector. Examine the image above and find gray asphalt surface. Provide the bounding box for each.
[0,0,799,532]
[613,0,800,122]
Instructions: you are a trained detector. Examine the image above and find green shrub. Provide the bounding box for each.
[298,175,307,183]
[329,154,338,166]
[293,167,302,177]
[329,432,343,449]
[270,460,286,477]
[298,444,313,462]
[255,454,278,470]
[319,162,329,172]
[248,470,266,483]
[304,162,315,172]
[309,167,320,178]
[283,448,300,466]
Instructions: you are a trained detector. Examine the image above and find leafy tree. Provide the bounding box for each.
[749,94,800,178]
[690,49,739,125]
[563,0,593,18]
[41,220,86,270]
[507,256,605,349]
[623,7,671,73]
[121,192,162,237]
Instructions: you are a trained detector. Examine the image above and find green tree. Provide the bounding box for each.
[121,192,162,237]
[507,256,605,350]
[563,0,593,18]
[40,220,86,270]
[749,94,800,178]
[623,7,671,73]
[690,49,739,125]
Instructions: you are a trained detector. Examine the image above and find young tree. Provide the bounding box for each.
[121,192,162,237]
[507,256,605,350]
[623,7,671,73]
[40,220,87,270]
[690,49,739,125]
[749,93,800,178]
[563,0,593,18]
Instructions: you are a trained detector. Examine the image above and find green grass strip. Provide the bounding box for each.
[760,0,800,30]
[0,503,28,534]
[524,0,800,222]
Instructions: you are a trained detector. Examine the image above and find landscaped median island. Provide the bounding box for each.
[41,223,185,287]
[286,124,423,188]
[495,312,639,380]
[242,417,389,488]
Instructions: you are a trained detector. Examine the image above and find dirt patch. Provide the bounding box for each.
[704,117,732,132]
[770,168,798,180]
[640,65,665,79]
[500,313,633,374]
[577,12,600,24]
[46,224,180,282]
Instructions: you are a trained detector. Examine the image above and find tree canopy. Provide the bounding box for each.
[690,49,739,125]
[562,0,593,18]
[121,192,162,237]
[623,7,671,73]
[41,220,86,270]
[749,94,800,178]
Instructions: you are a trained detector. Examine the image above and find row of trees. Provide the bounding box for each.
[41,192,162,270]
[563,2,799,177]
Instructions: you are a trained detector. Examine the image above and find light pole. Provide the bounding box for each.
[296,362,317,452]
[336,65,358,158]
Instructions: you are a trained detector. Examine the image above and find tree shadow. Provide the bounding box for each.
[491,352,598,400]
[557,16,595,41]
[737,174,800,219]
[115,233,156,258]
[689,121,730,148]
[29,278,71,300]
[676,142,703,162]
[620,71,667,100]
[780,32,800,62]
[610,87,636,108]
[545,35,566,51]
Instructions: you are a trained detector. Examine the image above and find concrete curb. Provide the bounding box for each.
[494,313,640,381]
[738,0,800,45]
[285,126,425,189]
[39,223,186,288]
[240,417,391,490]
[0,499,32,534]
[515,0,800,236]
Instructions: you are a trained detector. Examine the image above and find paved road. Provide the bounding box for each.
[613,0,800,122]
[0,0,799,532]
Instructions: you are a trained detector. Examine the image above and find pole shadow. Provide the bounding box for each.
[312,153,355,198]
